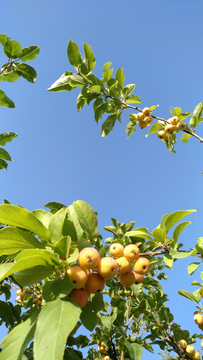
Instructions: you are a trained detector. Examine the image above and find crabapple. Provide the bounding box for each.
[78,247,100,269]
[124,244,139,261]
[158,130,166,139]
[142,107,151,115]
[139,120,148,129]
[136,113,145,121]
[169,116,179,125]
[119,270,135,287]
[116,256,131,274]
[194,314,203,326]
[70,288,89,308]
[165,124,175,134]
[176,121,186,130]
[133,271,144,284]
[85,273,105,294]
[97,257,119,279]
[145,115,153,124]
[190,351,200,360]
[186,345,195,355]
[110,243,124,258]
[179,339,187,349]
[67,266,88,289]
[133,257,150,275]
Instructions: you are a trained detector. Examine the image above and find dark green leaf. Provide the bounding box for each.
[47,73,74,92]
[83,43,96,72]
[0,159,8,170]
[80,302,97,331]
[67,40,83,68]
[0,89,15,108]
[16,63,37,83]
[14,266,53,286]
[52,273,74,297]
[101,114,117,137]
[0,301,14,327]
[0,147,11,161]
[0,132,17,146]
[19,46,40,62]
[126,121,136,139]
[124,339,143,360]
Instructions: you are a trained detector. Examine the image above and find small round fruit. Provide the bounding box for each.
[119,271,135,287]
[176,121,186,131]
[71,288,89,308]
[169,116,179,125]
[139,120,148,129]
[116,256,131,274]
[165,124,175,134]
[85,273,105,294]
[158,130,166,139]
[16,289,23,296]
[33,297,39,304]
[145,115,153,124]
[110,243,124,258]
[190,351,200,360]
[67,266,88,289]
[97,257,119,280]
[37,299,42,306]
[164,134,170,142]
[194,314,203,326]
[179,339,187,349]
[78,247,100,270]
[133,257,150,275]
[133,271,144,284]
[124,244,139,261]
[15,296,22,303]
[186,345,195,355]
[201,338,203,347]
[142,107,151,115]
[124,289,131,296]
[104,356,111,360]
[136,113,145,121]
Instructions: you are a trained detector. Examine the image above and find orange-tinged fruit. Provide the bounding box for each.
[116,256,131,274]
[85,273,105,294]
[97,257,119,279]
[179,340,187,349]
[190,351,200,360]
[33,297,39,304]
[139,120,148,129]
[133,257,150,275]
[124,244,139,261]
[71,288,89,308]
[186,345,195,355]
[110,243,124,258]
[194,314,203,325]
[78,247,100,270]
[177,121,186,130]
[136,113,145,121]
[169,116,179,125]
[165,124,175,134]
[119,270,135,287]
[145,115,153,124]
[133,271,144,284]
[142,107,151,115]
[67,266,88,289]
[158,130,166,139]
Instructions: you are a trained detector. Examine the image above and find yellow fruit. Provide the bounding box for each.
[124,244,139,261]
[186,345,195,355]
[139,120,148,129]
[164,134,170,142]
[179,339,187,349]
[37,299,42,306]
[144,115,153,124]
[71,288,89,308]
[15,296,22,303]
[124,289,131,296]
[165,124,175,134]
[97,340,102,345]
[67,266,88,289]
[133,271,144,284]
[119,271,135,287]
[104,356,111,360]
[101,341,106,347]
[176,121,186,130]
[16,289,23,296]
[97,257,119,279]
[136,113,145,121]
[201,338,203,347]
[142,107,151,115]
[194,314,203,326]
[78,247,100,270]
[116,256,131,274]
[158,130,166,139]
[133,257,150,275]
[85,273,105,294]
[190,351,200,360]
[110,243,124,258]
[169,116,179,125]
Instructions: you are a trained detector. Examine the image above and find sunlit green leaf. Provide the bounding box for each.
[170,248,194,259]
[52,273,74,297]
[126,94,142,104]
[126,121,136,139]
[16,63,37,83]
[4,38,22,59]
[73,200,98,240]
[152,228,166,244]
[165,210,197,233]
[173,221,191,242]
[0,89,15,108]
[20,46,40,61]
[14,266,54,286]
[49,207,67,244]
[0,132,17,146]
[101,311,117,330]
[188,262,201,276]
[67,40,83,68]
[103,62,113,82]
[116,68,125,88]
[125,230,153,241]
[190,101,203,128]
[83,43,96,72]
[101,114,117,137]
[181,133,191,143]
[53,236,71,259]
[145,123,163,137]
[163,254,173,267]
[178,290,198,304]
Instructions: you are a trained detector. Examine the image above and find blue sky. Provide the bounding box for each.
[1,1,203,358]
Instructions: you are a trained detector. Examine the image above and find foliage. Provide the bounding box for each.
[1,38,203,360]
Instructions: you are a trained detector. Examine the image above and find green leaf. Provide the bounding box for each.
[44,201,66,213]
[116,68,125,88]
[0,34,9,47]
[53,236,71,258]
[0,227,45,255]
[67,248,79,264]
[1,63,20,83]
[145,123,163,137]
[0,159,8,170]
[69,74,88,87]
[0,309,40,360]
[170,248,194,259]
[165,210,197,233]
[188,262,201,275]
[19,46,40,62]
[101,311,117,330]
[0,148,12,161]
[126,121,136,139]
[152,228,166,244]
[163,254,173,267]
[126,94,142,104]
[170,107,182,116]
[16,63,37,83]
[32,209,53,229]
[4,38,22,59]
[124,339,143,360]
[101,114,117,137]
[80,302,97,331]
[34,299,81,360]
[49,207,67,244]
[125,229,153,242]
[0,204,50,240]
[47,73,74,92]
[67,40,83,68]
[73,200,98,240]
[123,84,136,98]
[181,133,191,143]
[76,89,87,111]
[62,204,83,242]
[178,290,199,304]
[91,293,104,313]
[0,132,17,146]
[0,89,15,108]
[103,62,113,82]
[14,266,53,286]
[173,221,191,242]
[190,101,203,128]
[52,273,74,297]
[0,301,14,327]
[83,43,96,72]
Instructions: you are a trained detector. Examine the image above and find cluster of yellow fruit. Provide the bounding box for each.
[179,339,201,360]
[68,244,151,308]
[97,340,110,358]
[158,116,186,142]
[136,107,153,129]
[15,289,43,307]
[33,293,43,306]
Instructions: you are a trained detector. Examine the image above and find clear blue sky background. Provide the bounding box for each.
[1,1,203,359]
